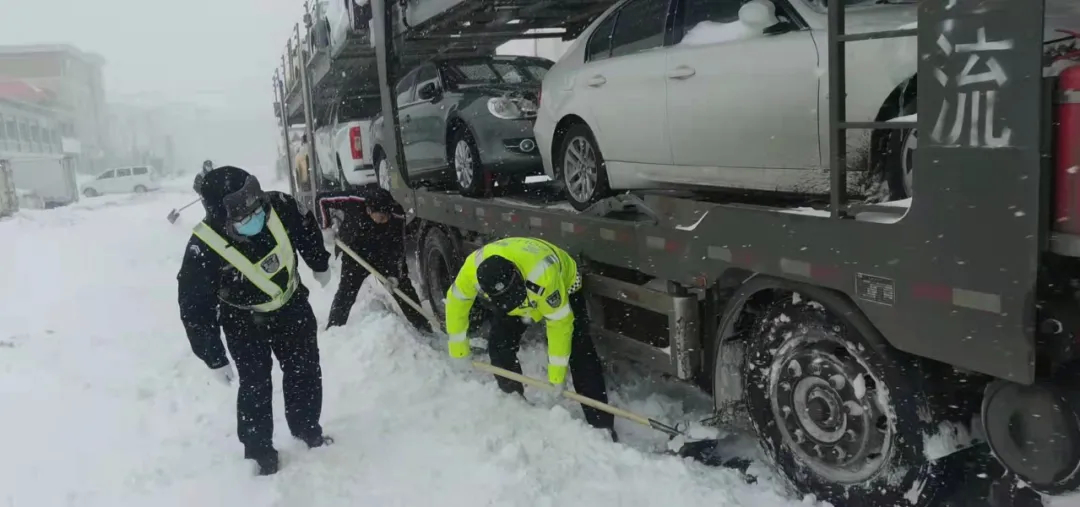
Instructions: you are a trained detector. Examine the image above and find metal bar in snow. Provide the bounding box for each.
[827,0,848,219]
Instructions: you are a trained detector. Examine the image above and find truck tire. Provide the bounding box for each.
[872,95,916,202]
[743,296,951,506]
[558,123,611,212]
[421,227,461,325]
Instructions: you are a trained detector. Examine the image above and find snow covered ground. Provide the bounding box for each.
[0,181,811,506]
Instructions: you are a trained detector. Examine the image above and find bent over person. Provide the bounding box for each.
[443,237,617,441]
[319,187,431,333]
[177,166,334,476]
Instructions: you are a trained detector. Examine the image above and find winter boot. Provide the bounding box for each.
[244,447,280,476]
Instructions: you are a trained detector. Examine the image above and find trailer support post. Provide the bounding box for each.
[371,0,409,196]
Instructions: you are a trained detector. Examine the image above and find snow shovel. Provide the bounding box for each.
[334,240,487,353]
[334,239,443,332]
[166,198,202,224]
[336,240,752,472]
[470,360,751,473]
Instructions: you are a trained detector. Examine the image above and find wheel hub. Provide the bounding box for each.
[769,339,893,483]
[797,380,845,442]
[563,136,597,203]
[455,140,474,188]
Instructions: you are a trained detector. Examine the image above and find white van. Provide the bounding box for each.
[82,165,161,197]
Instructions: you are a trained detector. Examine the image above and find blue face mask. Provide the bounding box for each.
[233,208,267,236]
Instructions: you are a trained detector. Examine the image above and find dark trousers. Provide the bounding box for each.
[221,298,323,454]
[327,255,432,333]
[486,292,614,430]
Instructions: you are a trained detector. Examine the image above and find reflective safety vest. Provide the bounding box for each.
[192,208,298,313]
[445,237,581,385]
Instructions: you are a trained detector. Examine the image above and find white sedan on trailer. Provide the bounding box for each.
[534,0,923,211]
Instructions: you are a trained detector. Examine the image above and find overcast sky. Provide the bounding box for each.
[0,0,308,176]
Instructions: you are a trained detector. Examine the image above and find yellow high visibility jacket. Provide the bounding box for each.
[445,237,580,385]
[191,208,299,312]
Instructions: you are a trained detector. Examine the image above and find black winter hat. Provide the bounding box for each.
[366,188,395,214]
[476,255,526,313]
[198,166,266,224]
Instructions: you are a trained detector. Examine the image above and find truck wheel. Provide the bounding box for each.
[558,123,610,212]
[421,228,460,325]
[743,297,950,506]
[452,127,484,197]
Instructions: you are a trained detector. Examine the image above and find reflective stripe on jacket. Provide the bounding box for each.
[192,208,298,312]
[445,237,578,384]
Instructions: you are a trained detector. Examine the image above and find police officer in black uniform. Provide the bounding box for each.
[177,166,334,476]
[319,187,431,333]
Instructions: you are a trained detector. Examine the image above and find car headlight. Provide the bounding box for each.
[487,97,537,120]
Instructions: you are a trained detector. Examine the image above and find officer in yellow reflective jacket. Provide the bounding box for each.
[177,166,334,476]
[445,237,617,441]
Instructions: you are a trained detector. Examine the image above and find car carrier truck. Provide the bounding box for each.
[280,0,1080,504]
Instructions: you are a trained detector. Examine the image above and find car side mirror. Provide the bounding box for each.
[738,0,780,30]
[418,82,440,101]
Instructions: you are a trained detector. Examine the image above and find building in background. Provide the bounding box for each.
[0,95,81,207]
[0,44,108,174]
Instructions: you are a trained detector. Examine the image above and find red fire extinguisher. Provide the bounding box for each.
[1054,61,1080,233]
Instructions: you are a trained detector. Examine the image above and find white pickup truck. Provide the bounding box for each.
[313,97,380,187]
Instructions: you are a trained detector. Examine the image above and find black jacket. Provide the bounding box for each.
[317,188,406,276]
[177,189,330,369]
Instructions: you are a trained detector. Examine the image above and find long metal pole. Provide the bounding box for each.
[827,0,847,218]
[274,72,298,196]
[371,0,408,193]
[295,23,320,208]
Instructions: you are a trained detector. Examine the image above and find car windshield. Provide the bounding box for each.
[440,60,550,87]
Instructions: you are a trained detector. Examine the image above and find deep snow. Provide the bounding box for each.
[6,182,1080,506]
[0,184,808,506]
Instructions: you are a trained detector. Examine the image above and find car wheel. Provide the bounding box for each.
[134,185,147,193]
[558,123,610,212]
[452,127,484,197]
[336,155,349,184]
[375,153,392,190]
[743,296,953,507]
[83,188,98,197]
[875,99,917,202]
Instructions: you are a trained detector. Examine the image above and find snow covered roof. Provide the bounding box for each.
[0,44,105,66]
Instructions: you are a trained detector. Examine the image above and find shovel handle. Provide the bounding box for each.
[178,197,201,211]
[470,361,681,437]
[335,240,687,439]
[334,239,442,331]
